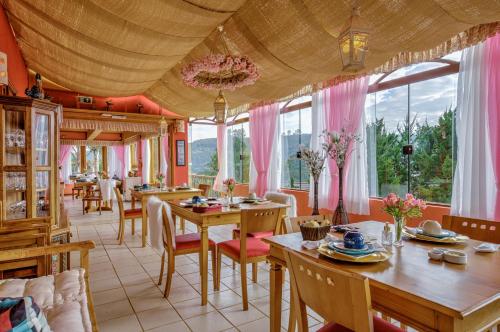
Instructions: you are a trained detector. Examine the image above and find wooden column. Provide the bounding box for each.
[80,146,86,172]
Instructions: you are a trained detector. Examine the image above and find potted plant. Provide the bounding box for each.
[322,128,361,225]
[383,193,426,247]
[299,146,326,215]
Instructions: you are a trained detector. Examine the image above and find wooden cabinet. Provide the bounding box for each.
[0,96,61,228]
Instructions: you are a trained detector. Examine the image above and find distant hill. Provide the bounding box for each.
[191,138,217,174]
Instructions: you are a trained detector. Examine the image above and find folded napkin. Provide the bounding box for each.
[302,240,323,250]
[474,242,498,253]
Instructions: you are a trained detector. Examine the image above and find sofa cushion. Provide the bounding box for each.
[0,269,92,332]
[0,296,51,332]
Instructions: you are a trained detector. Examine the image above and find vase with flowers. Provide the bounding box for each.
[383,193,426,247]
[322,128,361,225]
[300,146,326,215]
[156,173,166,190]
[223,178,236,203]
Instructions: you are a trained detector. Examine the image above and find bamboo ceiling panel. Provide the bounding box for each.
[3,0,500,117]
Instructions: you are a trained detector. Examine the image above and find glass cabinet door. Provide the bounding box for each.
[4,106,26,166]
[5,171,27,220]
[34,113,50,166]
[35,171,50,217]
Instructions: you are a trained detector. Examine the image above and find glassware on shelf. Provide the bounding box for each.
[7,200,26,220]
[35,114,49,166]
[6,172,26,191]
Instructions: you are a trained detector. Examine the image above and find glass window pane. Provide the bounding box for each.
[241,122,250,184]
[370,86,409,197]
[86,146,103,176]
[381,62,447,82]
[36,171,50,217]
[409,74,458,203]
[299,107,312,190]
[4,107,26,166]
[280,111,300,189]
[189,124,218,177]
[70,146,80,174]
[34,113,49,166]
[5,171,27,220]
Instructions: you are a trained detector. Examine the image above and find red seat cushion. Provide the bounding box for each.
[232,228,274,239]
[124,208,142,218]
[217,238,270,258]
[318,316,404,332]
[175,233,216,251]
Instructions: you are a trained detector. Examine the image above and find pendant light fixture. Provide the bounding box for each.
[338,6,370,72]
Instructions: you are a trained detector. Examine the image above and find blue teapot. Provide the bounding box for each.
[192,196,202,204]
[343,230,365,249]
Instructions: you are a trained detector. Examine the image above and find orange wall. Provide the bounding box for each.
[0,6,27,95]
[234,184,451,226]
[172,122,189,186]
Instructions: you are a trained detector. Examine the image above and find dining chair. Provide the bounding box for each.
[82,186,102,215]
[217,207,282,310]
[158,203,217,298]
[71,182,83,200]
[114,187,142,245]
[284,248,404,332]
[198,183,211,197]
[442,215,499,243]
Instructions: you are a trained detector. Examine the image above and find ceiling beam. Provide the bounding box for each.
[87,129,102,141]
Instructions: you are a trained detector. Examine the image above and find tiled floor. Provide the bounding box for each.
[66,197,322,332]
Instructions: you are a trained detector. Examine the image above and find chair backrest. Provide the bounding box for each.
[113,187,125,219]
[284,249,373,332]
[161,203,177,251]
[442,215,500,244]
[284,215,333,234]
[264,191,297,217]
[198,183,211,197]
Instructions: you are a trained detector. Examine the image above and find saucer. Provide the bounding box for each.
[327,241,374,256]
[416,228,456,238]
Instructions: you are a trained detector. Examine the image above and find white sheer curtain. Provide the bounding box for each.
[344,112,370,215]
[61,155,72,184]
[213,124,227,192]
[107,147,116,178]
[124,145,131,177]
[160,136,168,177]
[249,109,281,195]
[141,139,150,184]
[308,91,330,208]
[451,41,496,219]
[226,127,235,179]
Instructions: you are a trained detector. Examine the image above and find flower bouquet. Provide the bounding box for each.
[223,178,236,203]
[157,173,166,189]
[300,146,326,215]
[383,193,426,246]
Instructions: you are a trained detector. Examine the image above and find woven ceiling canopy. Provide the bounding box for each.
[3,0,499,117]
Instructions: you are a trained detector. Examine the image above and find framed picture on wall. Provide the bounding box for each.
[176,140,186,166]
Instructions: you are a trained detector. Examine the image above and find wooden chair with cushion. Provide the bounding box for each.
[284,248,403,332]
[114,187,143,245]
[442,215,500,243]
[217,207,284,310]
[158,204,217,298]
[71,185,83,200]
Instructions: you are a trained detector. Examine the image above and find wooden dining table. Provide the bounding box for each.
[264,221,500,332]
[130,188,202,247]
[168,199,288,305]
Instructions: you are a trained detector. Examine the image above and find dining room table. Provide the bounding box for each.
[264,221,500,332]
[130,187,202,247]
[168,198,288,306]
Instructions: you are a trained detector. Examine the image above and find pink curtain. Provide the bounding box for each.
[485,33,500,220]
[59,144,72,166]
[213,124,227,192]
[323,76,369,209]
[113,145,125,180]
[249,103,280,197]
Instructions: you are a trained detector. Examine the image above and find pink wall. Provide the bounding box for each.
[234,184,451,226]
[0,6,27,95]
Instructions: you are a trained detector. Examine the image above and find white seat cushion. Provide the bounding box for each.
[0,268,92,332]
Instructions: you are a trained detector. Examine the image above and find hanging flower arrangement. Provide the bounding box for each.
[181,54,259,90]
[181,26,259,91]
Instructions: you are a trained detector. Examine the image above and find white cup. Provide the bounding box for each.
[249,192,257,200]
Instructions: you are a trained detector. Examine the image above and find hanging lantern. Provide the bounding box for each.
[338,7,370,72]
[159,117,168,137]
[213,90,227,124]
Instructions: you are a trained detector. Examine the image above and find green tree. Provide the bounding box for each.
[206,152,218,176]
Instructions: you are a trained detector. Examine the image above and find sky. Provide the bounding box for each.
[190,51,463,142]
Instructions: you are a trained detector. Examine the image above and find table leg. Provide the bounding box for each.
[200,224,209,305]
[141,197,147,247]
[131,195,136,209]
[270,261,284,332]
